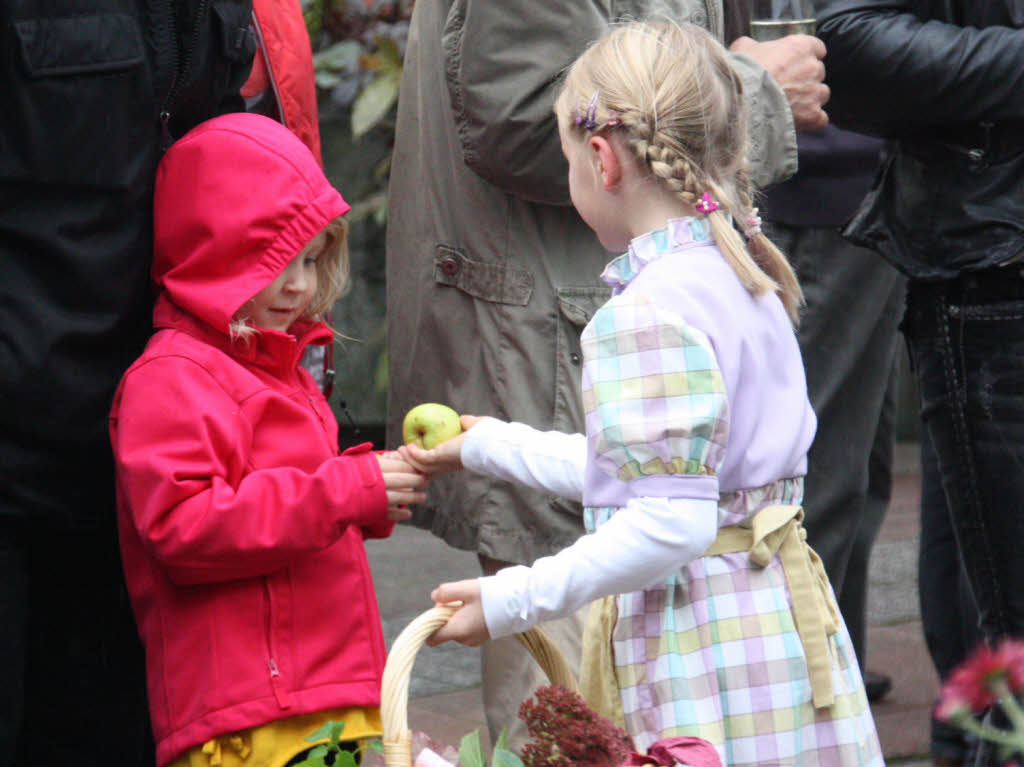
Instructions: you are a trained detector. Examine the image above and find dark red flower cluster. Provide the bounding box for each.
[937,639,1024,720]
[518,685,634,767]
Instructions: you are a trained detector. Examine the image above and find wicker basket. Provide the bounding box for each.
[380,604,578,767]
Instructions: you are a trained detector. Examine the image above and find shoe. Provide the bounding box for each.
[864,670,893,702]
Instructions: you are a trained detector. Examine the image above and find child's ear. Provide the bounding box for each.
[588,135,622,190]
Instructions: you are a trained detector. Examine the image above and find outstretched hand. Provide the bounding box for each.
[376,451,427,520]
[397,415,482,478]
[730,34,829,131]
[427,579,490,647]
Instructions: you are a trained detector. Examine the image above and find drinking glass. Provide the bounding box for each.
[749,0,816,41]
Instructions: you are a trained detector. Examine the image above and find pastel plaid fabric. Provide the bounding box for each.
[581,294,729,483]
[588,481,883,767]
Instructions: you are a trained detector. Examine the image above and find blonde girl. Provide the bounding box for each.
[400,20,883,767]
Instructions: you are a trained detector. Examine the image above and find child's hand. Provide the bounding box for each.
[427,579,490,647]
[376,452,427,520]
[397,415,481,478]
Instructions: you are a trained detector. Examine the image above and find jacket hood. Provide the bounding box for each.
[153,112,349,334]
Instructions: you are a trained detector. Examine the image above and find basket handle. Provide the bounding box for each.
[380,604,579,767]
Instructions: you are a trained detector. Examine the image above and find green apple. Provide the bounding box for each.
[402,403,463,449]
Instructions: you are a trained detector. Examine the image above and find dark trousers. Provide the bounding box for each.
[765,222,906,664]
[918,427,981,762]
[904,264,1024,765]
[904,264,1024,641]
[0,518,153,766]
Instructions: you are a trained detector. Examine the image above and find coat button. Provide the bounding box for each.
[440,257,460,276]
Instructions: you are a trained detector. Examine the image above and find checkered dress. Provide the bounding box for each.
[580,220,883,766]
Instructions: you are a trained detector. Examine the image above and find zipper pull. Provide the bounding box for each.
[268,658,281,678]
[160,111,174,151]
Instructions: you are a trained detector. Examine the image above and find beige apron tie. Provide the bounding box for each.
[704,504,840,708]
[579,594,626,729]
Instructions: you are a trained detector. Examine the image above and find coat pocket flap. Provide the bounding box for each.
[434,244,534,306]
[15,14,144,77]
[556,286,612,328]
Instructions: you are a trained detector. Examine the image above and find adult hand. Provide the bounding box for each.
[730,34,829,131]
[396,415,483,478]
[428,579,490,646]
[376,452,427,520]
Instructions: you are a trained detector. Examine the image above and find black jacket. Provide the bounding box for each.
[0,0,254,527]
[817,0,1024,279]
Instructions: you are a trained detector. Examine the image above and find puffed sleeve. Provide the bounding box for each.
[581,294,729,503]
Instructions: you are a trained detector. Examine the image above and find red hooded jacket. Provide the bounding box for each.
[110,113,391,766]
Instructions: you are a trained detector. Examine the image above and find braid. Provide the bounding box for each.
[734,163,805,324]
[621,114,700,205]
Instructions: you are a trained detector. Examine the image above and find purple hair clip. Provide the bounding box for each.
[574,91,600,131]
[695,192,719,215]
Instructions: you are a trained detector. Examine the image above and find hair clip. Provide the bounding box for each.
[583,91,599,131]
[606,110,621,127]
[695,192,719,215]
[743,208,763,238]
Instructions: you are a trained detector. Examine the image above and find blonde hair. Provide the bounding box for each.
[231,216,350,339]
[556,21,803,324]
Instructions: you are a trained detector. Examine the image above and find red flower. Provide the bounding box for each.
[938,640,1024,717]
[518,686,634,767]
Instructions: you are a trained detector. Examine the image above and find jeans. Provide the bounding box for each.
[904,263,1024,642]
[918,427,982,763]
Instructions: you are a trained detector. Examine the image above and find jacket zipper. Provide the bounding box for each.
[263,577,292,709]
[250,14,288,128]
[160,0,211,149]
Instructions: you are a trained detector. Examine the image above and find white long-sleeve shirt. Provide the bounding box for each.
[462,417,718,639]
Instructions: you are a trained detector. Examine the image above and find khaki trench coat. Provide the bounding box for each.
[386,0,798,565]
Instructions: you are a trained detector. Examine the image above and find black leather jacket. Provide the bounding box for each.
[817,0,1024,279]
[0,0,254,526]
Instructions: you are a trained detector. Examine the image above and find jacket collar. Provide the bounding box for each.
[153,294,333,377]
[601,217,714,292]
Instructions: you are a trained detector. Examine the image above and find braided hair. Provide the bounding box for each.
[555,21,802,324]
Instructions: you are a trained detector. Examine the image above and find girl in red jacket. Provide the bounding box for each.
[109,112,425,767]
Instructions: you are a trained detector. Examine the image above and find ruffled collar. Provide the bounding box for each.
[600,217,713,291]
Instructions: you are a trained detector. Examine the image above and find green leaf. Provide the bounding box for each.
[336,751,360,767]
[315,71,343,90]
[366,739,385,754]
[458,729,486,767]
[305,720,345,743]
[291,744,329,767]
[302,0,325,39]
[313,40,363,73]
[494,727,511,754]
[351,70,401,138]
[491,748,526,767]
[373,36,403,71]
[328,721,346,744]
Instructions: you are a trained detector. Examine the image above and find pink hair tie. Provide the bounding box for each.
[743,208,763,238]
[695,192,719,215]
